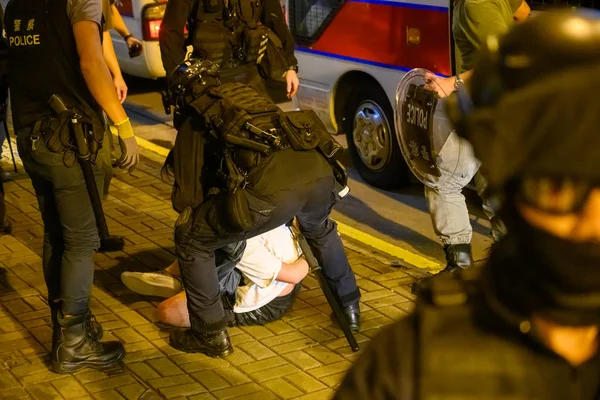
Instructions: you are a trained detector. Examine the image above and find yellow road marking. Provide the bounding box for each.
[134,135,441,270]
[336,223,441,269]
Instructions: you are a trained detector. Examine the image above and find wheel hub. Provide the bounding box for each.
[352,100,392,172]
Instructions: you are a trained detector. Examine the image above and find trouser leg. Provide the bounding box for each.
[425,132,480,245]
[17,130,103,315]
[296,177,360,307]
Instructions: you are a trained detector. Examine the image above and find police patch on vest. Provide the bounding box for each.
[8,18,40,47]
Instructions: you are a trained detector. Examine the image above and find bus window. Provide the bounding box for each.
[288,0,346,45]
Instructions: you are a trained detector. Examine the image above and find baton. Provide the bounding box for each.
[291,225,359,352]
[47,95,124,253]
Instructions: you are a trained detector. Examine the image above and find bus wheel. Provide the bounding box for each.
[343,83,409,190]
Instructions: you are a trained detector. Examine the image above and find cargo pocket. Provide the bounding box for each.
[280,110,321,151]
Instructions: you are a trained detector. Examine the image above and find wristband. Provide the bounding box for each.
[115,118,134,139]
[123,34,133,41]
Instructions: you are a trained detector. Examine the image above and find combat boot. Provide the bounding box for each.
[51,311,125,374]
[50,301,103,341]
[443,243,473,273]
[169,328,233,358]
[411,244,474,295]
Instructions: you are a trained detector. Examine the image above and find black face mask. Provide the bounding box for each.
[489,207,600,326]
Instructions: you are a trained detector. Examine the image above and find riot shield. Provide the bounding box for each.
[394,68,465,187]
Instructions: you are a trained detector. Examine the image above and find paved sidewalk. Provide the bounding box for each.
[0,142,426,400]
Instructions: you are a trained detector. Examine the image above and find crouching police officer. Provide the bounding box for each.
[159,0,299,98]
[334,10,600,398]
[4,0,140,373]
[162,58,360,356]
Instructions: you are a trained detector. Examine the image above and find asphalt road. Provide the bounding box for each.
[122,75,493,269]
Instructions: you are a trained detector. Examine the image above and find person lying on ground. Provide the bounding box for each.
[121,224,309,327]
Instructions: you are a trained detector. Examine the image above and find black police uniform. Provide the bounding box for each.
[4,0,124,373]
[159,0,298,90]
[334,268,600,400]
[163,60,360,355]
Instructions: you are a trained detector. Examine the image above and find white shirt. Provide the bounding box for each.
[234,225,302,313]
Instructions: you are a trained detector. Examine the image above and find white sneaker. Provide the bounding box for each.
[121,271,182,298]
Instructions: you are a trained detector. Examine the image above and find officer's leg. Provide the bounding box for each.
[170,200,240,356]
[16,131,62,303]
[296,176,361,330]
[424,133,479,271]
[16,130,124,373]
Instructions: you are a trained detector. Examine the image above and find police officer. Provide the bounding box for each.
[334,10,600,398]
[159,0,299,97]
[4,0,140,373]
[420,0,530,274]
[161,58,360,356]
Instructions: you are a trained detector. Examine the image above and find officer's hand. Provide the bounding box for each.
[126,36,144,53]
[113,75,128,103]
[424,73,455,98]
[115,118,140,173]
[286,70,299,99]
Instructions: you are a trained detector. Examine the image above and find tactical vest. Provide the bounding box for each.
[5,0,102,131]
[170,82,338,232]
[413,269,592,400]
[188,0,268,69]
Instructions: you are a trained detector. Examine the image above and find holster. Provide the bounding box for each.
[35,106,104,160]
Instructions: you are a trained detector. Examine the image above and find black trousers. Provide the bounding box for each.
[174,175,361,333]
[16,129,109,316]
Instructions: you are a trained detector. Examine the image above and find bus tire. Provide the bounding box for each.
[343,83,409,190]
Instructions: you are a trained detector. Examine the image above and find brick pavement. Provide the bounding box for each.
[0,141,427,400]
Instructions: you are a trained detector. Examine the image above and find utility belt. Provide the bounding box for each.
[31,104,104,163]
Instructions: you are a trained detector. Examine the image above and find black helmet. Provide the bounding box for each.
[163,58,221,113]
[446,9,600,193]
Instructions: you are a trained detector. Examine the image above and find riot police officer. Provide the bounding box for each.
[335,10,600,398]
[419,0,530,274]
[4,0,140,373]
[161,58,360,356]
[159,0,299,97]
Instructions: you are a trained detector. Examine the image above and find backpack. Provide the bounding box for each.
[170,81,341,233]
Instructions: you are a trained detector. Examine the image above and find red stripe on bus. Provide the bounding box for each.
[303,2,451,75]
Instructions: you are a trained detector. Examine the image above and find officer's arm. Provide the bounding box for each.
[333,315,417,400]
[73,21,128,124]
[159,0,194,76]
[261,0,298,68]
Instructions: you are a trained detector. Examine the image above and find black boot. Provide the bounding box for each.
[443,243,473,274]
[342,304,360,332]
[411,244,474,295]
[50,301,103,341]
[169,328,233,358]
[51,311,125,374]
